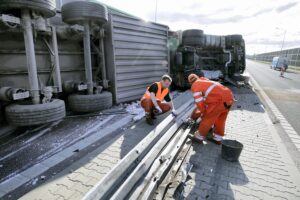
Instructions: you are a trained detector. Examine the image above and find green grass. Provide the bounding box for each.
[249,59,300,73]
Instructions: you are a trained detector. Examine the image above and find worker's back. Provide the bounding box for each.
[191,77,233,103]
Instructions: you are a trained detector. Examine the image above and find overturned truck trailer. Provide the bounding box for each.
[104,8,169,103]
[0,0,169,126]
[0,0,245,126]
[169,29,246,88]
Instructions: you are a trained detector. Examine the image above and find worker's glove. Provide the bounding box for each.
[183,118,192,127]
[171,109,178,117]
[154,106,163,115]
[184,117,193,123]
[196,117,202,124]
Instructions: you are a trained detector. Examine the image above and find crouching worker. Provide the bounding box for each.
[188,73,234,145]
[141,75,177,125]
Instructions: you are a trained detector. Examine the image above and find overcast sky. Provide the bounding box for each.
[98,0,300,55]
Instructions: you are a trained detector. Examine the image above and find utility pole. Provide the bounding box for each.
[155,0,158,22]
[276,27,287,56]
[280,30,286,55]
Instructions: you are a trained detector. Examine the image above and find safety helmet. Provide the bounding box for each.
[188,73,199,84]
[161,74,172,82]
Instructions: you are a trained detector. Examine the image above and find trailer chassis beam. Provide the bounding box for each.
[83,22,93,94]
[21,9,40,104]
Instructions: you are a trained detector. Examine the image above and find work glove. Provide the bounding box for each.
[196,117,202,124]
[154,106,163,115]
[171,109,178,117]
[185,117,194,123]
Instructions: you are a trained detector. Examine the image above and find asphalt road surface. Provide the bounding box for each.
[246,59,300,134]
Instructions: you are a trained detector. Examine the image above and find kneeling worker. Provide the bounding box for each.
[141,75,177,125]
[188,73,234,145]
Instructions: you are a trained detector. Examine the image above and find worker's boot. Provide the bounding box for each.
[150,111,157,119]
[145,113,154,125]
[207,133,222,145]
[208,138,222,145]
[189,131,203,144]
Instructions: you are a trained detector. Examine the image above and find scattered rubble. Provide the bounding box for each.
[125,101,145,122]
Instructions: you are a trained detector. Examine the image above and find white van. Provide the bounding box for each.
[271,56,288,70]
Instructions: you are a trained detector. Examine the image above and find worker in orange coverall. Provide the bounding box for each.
[141,75,177,125]
[188,73,234,145]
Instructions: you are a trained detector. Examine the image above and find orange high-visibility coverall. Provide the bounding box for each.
[191,77,234,139]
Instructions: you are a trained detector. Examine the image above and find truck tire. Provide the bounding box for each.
[230,34,243,43]
[225,35,243,48]
[0,0,56,18]
[182,29,204,38]
[0,103,4,124]
[225,35,232,48]
[182,36,204,46]
[68,92,112,113]
[175,52,183,65]
[61,1,108,25]
[5,99,65,126]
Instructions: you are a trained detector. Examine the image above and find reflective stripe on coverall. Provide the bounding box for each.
[191,77,234,140]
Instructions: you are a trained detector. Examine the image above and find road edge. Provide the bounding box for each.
[249,74,300,151]
[248,74,300,187]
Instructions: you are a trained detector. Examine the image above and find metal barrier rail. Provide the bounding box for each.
[129,122,193,199]
[83,99,195,200]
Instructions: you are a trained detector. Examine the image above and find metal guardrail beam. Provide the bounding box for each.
[110,108,193,200]
[83,98,194,200]
[154,138,193,199]
[129,124,193,200]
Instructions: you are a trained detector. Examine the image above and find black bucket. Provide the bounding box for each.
[221,139,243,162]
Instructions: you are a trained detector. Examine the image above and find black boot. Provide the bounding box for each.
[150,111,157,119]
[145,113,154,125]
[207,137,222,145]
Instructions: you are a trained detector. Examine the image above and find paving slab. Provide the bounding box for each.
[170,87,300,200]
[18,86,300,200]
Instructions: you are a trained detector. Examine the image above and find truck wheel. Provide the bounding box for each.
[0,0,56,18]
[61,1,108,25]
[5,99,66,126]
[175,52,183,65]
[68,92,112,113]
[230,34,243,43]
[0,103,4,124]
[182,37,204,46]
[225,35,232,48]
[182,29,204,38]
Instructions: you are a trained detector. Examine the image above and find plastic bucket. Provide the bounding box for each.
[221,139,243,162]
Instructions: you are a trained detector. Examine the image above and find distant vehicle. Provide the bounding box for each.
[271,56,288,70]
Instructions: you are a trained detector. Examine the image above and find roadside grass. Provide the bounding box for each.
[249,59,300,73]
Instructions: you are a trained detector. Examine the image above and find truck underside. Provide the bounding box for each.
[169,30,246,88]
